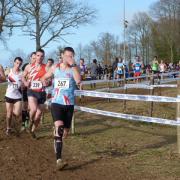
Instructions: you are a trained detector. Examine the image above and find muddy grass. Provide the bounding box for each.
[0,83,180,180]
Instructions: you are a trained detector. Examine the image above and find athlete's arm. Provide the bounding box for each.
[72,66,81,85]
[41,65,55,82]
[0,65,6,82]
[22,64,30,87]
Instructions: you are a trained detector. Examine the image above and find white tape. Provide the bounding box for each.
[75,90,177,103]
[75,106,180,126]
[160,71,180,77]
[152,84,177,88]
[160,78,180,84]
[81,72,180,86]
[125,84,153,89]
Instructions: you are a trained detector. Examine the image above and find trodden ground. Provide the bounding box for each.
[0,85,180,180]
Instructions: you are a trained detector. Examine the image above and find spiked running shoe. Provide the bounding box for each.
[56,159,68,170]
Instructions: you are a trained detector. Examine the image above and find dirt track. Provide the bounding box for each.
[0,86,180,180]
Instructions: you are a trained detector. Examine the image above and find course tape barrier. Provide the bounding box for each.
[152,84,177,88]
[75,90,177,103]
[125,84,153,89]
[81,71,180,85]
[75,106,180,126]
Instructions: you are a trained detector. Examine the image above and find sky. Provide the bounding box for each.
[0,0,157,67]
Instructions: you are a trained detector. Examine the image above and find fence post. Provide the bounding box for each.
[159,75,162,96]
[123,75,127,111]
[177,80,180,153]
[149,76,154,117]
[108,79,110,102]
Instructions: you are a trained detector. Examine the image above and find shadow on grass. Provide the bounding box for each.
[63,157,102,171]
[75,118,177,157]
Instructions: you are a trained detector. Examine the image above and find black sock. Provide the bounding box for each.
[22,111,26,126]
[55,140,63,160]
[26,111,30,122]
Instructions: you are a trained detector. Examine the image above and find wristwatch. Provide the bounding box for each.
[70,63,77,67]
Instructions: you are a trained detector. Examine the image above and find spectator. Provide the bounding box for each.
[90,59,98,88]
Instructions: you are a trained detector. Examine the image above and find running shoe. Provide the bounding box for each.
[20,126,26,132]
[56,159,68,170]
[30,131,37,139]
[29,121,34,132]
[6,128,12,136]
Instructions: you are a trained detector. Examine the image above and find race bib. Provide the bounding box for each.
[31,81,43,90]
[118,67,122,71]
[55,78,70,89]
[12,83,19,89]
[135,66,140,70]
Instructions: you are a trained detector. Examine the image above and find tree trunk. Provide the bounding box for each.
[35,0,41,50]
[170,44,174,63]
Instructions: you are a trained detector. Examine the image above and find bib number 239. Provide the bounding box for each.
[31,81,42,90]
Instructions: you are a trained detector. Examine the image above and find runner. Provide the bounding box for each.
[116,57,124,86]
[152,56,160,82]
[152,56,159,74]
[5,57,23,135]
[79,58,87,91]
[79,58,87,81]
[41,47,81,170]
[21,52,36,131]
[133,59,142,83]
[22,49,47,138]
[159,60,167,73]
[44,58,54,110]
[46,58,54,71]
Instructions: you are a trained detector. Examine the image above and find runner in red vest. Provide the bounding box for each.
[22,49,47,138]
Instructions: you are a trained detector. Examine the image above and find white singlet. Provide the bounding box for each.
[5,69,22,99]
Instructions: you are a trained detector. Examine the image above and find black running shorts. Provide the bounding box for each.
[5,96,22,104]
[51,103,74,129]
[27,89,46,104]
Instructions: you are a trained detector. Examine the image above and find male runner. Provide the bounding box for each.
[133,58,142,83]
[41,47,81,170]
[22,49,47,138]
[21,52,36,131]
[5,57,23,135]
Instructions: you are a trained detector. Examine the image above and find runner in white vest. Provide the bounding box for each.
[5,57,23,135]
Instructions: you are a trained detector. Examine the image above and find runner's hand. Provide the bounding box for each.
[24,81,30,87]
[42,80,48,87]
[65,57,75,66]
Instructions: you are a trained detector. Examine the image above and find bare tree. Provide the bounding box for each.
[127,12,153,64]
[83,44,93,66]
[76,43,84,61]
[0,0,24,36]
[150,0,180,62]
[16,0,96,50]
[90,33,121,65]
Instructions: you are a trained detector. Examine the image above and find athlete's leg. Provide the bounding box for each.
[54,120,64,160]
[13,101,22,118]
[5,102,13,133]
[31,104,44,132]
[28,96,38,133]
[13,101,22,133]
[63,106,74,139]
[22,101,29,128]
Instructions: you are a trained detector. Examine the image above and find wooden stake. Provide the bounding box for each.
[149,76,154,117]
[177,80,180,153]
[123,75,127,111]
